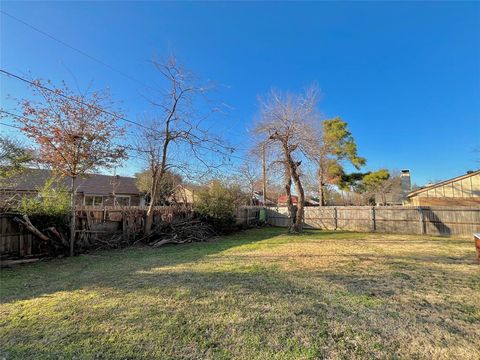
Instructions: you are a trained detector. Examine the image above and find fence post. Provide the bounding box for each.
[371,206,376,232]
[333,207,338,230]
[419,207,425,235]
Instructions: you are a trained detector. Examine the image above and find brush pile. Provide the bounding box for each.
[149,218,216,248]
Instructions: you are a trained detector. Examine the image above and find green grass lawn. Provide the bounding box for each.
[1,228,479,359]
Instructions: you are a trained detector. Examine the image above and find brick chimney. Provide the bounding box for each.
[400,169,411,197]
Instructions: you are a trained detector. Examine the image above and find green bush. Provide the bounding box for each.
[18,177,71,217]
[195,180,236,233]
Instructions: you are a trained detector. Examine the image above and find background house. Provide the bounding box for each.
[407,170,480,206]
[374,169,412,205]
[1,168,144,206]
[253,191,276,206]
[168,184,199,205]
[277,195,298,207]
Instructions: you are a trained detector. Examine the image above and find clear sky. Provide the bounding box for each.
[1,1,479,185]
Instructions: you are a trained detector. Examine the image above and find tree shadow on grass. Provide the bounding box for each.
[1,228,475,304]
[0,227,289,303]
[2,263,478,360]
[1,225,479,358]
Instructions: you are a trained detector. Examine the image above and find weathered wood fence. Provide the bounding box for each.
[0,213,44,258]
[266,206,480,237]
[2,205,479,258]
[0,206,192,258]
[235,206,262,226]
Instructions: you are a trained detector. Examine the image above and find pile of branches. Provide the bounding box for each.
[86,232,132,251]
[149,218,216,248]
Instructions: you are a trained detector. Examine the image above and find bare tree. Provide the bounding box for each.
[139,55,230,234]
[238,161,260,205]
[255,87,319,233]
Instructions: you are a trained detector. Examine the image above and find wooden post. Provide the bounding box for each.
[371,206,376,232]
[419,207,425,235]
[333,207,338,230]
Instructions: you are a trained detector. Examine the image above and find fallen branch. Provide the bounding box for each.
[13,214,51,242]
[45,227,69,248]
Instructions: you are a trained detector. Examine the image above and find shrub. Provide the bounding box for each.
[17,177,70,233]
[18,177,70,217]
[195,180,236,233]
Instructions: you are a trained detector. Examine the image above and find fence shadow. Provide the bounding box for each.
[265,206,478,236]
[421,207,451,236]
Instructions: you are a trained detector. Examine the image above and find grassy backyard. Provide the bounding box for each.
[1,228,479,359]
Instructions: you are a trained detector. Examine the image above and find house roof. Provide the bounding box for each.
[3,168,140,195]
[407,170,480,198]
[278,195,299,203]
[253,192,276,205]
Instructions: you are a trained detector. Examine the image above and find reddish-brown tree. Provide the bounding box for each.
[15,79,126,256]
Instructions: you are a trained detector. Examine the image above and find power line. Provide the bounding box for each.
[0,69,151,131]
[0,101,249,163]
[1,69,245,156]
[0,121,22,130]
[0,116,241,166]
[0,10,156,91]
[0,71,248,162]
[0,12,250,160]
[0,110,150,161]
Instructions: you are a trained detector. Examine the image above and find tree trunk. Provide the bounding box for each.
[291,168,305,233]
[318,181,327,206]
[69,176,76,257]
[318,181,323,207]
[144,173,158,235]
[284,167,295,231]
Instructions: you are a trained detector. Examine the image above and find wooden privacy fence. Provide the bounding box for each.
[0,213,46,258]
[3,205,479,258]
[235,206,262,226]
[1,206,193,258]
[266,206,480,237]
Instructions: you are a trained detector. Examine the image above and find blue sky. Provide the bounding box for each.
[1,1,479,185]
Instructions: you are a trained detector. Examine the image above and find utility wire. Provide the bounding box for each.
[0,12,249,160]
[0,113,241,168]
[0,110,150,161]
[0,69,151,131]
[1,69,241,160]
[0,85,249,163]
[0,121,21,130]
[0,10,156,91]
